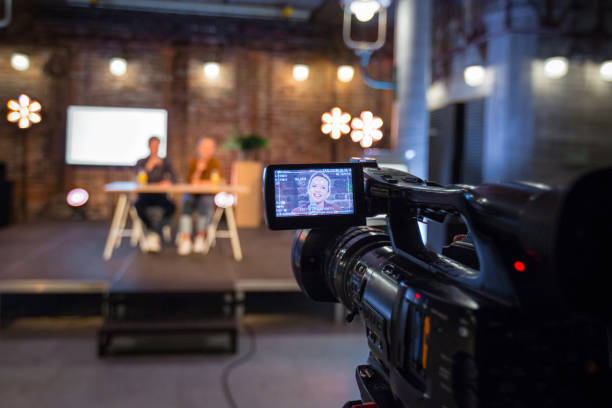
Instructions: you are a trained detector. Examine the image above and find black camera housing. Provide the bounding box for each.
[263,160,612,408]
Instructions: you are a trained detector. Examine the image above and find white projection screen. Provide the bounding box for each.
[66,106,168,166]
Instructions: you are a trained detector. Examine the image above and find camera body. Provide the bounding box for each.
[263,160,612,407]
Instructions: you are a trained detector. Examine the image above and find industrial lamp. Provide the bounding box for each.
[341,0,394,90]
[342,0,392,52]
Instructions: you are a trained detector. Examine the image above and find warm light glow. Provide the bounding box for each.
[464,65,485,87]
[544,57,568,79]
[66,188,89,207]
[321,107,351,140]
[349,0,381,22]
[6,94,42,129]
[109,58,127,76]
[350,111,383,148]
[600,61,612,82]
[337,65,355,83]
[203,62,220,79]
[293,64,309,81]
[214,192,236,208]
[11,53,30,71]
[404,149,416,160]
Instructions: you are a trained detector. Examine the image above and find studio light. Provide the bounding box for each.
[600,60,612,82]
[321,107,351,140]
[109,58,127,77]
[342,0,392,54]
[349,0,382,22]
[11,53,29,71]
[350,110,383,148]
[337,65,355,83]
[544,57,568,79]
[6,94,42,129]
[203,62,220,79]
[293,64,309,82]
[66,188,89,207]
[464,65,485,87]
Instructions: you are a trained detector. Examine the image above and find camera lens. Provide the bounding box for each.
[291,226,390,307]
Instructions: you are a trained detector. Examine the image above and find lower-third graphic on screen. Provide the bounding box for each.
[274,168,354,217]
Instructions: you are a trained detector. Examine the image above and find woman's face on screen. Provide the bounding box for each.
[309,176,330,204]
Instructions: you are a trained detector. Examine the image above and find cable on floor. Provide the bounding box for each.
[221,323,257,408]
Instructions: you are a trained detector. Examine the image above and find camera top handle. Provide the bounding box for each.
[363,165,568,313]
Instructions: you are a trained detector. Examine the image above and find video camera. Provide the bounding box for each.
[263,159,612,408]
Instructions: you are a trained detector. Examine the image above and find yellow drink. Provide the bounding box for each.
[137,170,148,184]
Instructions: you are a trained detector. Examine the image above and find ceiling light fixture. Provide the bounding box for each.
[337,65,355,83]
[109,58,127,77]
[11,53,30,71]
[544,57,568,79]
[293,64,309,82]
[203,62,220,79]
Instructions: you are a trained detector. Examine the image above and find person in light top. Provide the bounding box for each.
[292,172,340,215]
[177,137,223,255]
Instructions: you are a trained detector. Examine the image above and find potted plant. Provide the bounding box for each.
[224,129,269,227]
[224,129,269,161]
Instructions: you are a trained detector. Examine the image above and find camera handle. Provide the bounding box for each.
[386,200,517,306]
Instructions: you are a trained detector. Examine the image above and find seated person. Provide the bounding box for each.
[134,136,176,252]
[292,172,340,215]
[177,137,222,255]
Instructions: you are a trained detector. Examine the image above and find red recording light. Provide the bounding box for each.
[514,261,526,272]
[415,293,421,300]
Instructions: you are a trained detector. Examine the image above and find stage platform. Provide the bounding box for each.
[0,220,298,295]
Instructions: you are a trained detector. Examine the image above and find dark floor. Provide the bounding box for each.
[0,314,368,408]
[0,221,367,407]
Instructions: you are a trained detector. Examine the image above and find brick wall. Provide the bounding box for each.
[0,33,393,220]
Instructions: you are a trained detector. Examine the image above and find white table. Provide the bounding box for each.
[103,182,249,261]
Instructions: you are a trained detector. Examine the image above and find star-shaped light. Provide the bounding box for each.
[350,111,383,148]
[7,94,42,129]
[321,107,351,140]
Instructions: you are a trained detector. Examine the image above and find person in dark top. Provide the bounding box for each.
[292,172,341,215]
[177,137,222,255]
[134,136,177,252]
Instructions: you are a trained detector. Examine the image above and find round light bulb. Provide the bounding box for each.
[404,149,416,160]
[11,53,30,71]
[109,58,127,77]
[293,64,309,82]
[600,60,612,82]
[544,57,568,79]
[464,65,485,87]
[203,62,220,79]
[350,0,381,22]
[337,65,354,83]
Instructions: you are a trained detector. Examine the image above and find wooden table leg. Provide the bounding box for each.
[103,193,127,261]
[225,206,243,261]
[204,207,224,254]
